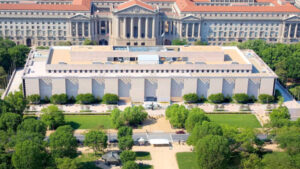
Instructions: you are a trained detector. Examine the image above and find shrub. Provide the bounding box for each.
[183,93,199,103]
[117,126,133,139]
[118,136,134,150]
[122,161,139,169]
[102,93,119,104]
[76,93,95,104]
[165,104,189,128]
[27,94,40,104]
[233,93,250,104]
[50,94,68,104]
[258,94,274,104]
[208,93,225,104]
[120,150,136,163]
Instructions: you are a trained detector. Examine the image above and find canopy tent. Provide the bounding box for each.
[149,139,170,146]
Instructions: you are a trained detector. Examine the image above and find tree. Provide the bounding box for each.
[194,40,208,45]
[120,150,136,163]
[0,66,6,89]
[84,130,107,154]
[8,45,30,68]
[183,93,199,103]
[17,118,47,136]
[0,113,22,133]
[118,136,134,151]
[262,152,294,169]
[123,106,147,127]
[102,93,119,104]
[275,126,300,155]
[122,161,139,169]
[240,153,262,169]
[289,86,300,100]
[57,41,72,46]
[12,140,47,169]
[165,104,189,128]
[41,105,65,130]
[117,126,133,139]
[185,108,209,133]
[56,157,77,169]
[172,39,187,45]
[10,131,45,148]
[75,94,95,104]
[27,94,40,104]
[258,94,274,104]
[50,94,68,104]
[110,108,125,129]
[195,135,230,169]
[187,121,223,145]
[269,106,290,127]
[49,125,77,158]
[0,145,13,169]
[208,93,225,104]
[233,93,250,104]
[83,39,97,45]
[4,91,27,115]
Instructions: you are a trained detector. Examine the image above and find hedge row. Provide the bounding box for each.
[27,93,119,105]
[183,93,275,104]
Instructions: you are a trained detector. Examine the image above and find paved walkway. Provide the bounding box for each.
[1,68,23,99]
[132,144,192,169]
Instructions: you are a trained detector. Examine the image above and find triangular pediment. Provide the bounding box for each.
[285,15,300,22]
[70,14,90,20]
[182,15,201,21]
[115,5,156,14]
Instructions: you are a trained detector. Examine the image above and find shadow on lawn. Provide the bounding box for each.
[66,121,80,129]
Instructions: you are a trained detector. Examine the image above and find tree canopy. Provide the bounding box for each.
[49,125,77,158]
[195,135,230,169]
[84,130,107,154]
[185,108,209,133]
[165,104,189,128]
[41,105,65,130]
[12,140,48,169]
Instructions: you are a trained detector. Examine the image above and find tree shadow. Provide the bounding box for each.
[66,121,80,129]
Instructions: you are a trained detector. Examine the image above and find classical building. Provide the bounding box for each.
[1,0,300,46]
[22,46,277,102]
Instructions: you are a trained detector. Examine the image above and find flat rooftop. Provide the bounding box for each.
[49,45,249,65]
[23,45,277,78]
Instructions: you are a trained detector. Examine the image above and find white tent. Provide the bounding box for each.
[149,139,169,146]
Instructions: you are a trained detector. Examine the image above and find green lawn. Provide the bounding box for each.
[136,151,151,160]
[65,115,112,129]
[75,153,101,169]
[206,114,261,128]
[176,152,199,169]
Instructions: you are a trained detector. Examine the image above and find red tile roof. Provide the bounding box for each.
[0,0,90,11]
[176,0,300,12]
[116,0,155,11]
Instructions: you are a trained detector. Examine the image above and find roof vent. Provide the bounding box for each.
[59,62,67,64]
[93,62,103,64]
[232,62,239,64]
[195,62,206,64]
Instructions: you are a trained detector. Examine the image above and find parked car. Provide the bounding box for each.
[176,130,185,134]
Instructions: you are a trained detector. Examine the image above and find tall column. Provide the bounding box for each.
[138,17,141,39]
[180,22,183,37]
[152,18,155,38]
[82,23,84,37]
[123,17,126,38]
[145,17,149,39]
[110,20,112,35]
[288,24,291,38]
[192,23,195,38]
[186,23,189,38]
[294,24,298,38]
[168,21,171,35]
[88,22,91,37]
[76,22,79,37]
[198,23,201,38]
[131,17,134,38]
[107,20,109,34]
[116,18,119,38]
